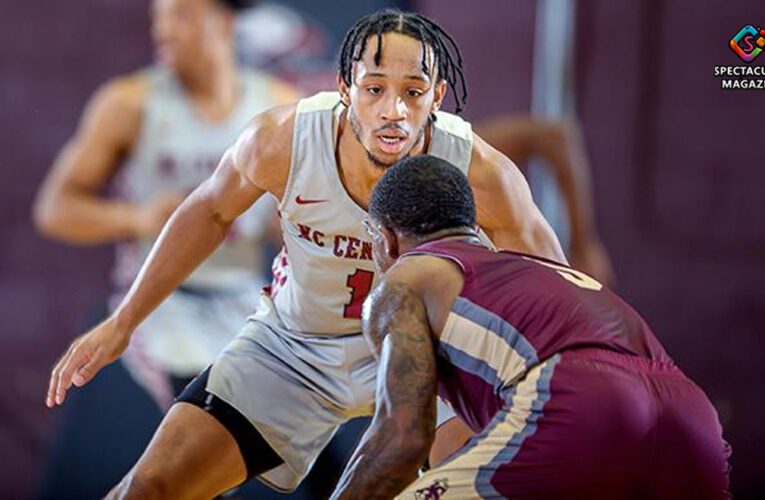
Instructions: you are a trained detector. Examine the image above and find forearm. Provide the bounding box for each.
[112,189,229,333]
[332,420,430,500]
[33,192,140,244]
[542,123,599,249]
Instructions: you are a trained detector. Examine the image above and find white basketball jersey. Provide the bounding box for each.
[270,92,474,335]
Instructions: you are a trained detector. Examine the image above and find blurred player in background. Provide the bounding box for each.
[33,0,297,496]
[332,155,730,499]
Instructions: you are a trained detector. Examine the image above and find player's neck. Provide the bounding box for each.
[403,228,482,253]
[176,51,239,122]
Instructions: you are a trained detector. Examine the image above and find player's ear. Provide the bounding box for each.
[432,79,447,113]
[381,226,400,260]
[337,74,351,107]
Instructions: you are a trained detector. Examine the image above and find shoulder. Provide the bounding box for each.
[370,253,464,334]
[73,71,149,146]
[467,131,520,190]
[432,110,473,141]
[89,71,148,117]
[230,102,297,199]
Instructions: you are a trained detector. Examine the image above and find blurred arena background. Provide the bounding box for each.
[1,0,763,497]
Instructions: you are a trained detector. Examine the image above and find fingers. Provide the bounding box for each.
[46,342,92,407]
[47,346,76,408]
[72,351,103,387]
[46,351,66,408]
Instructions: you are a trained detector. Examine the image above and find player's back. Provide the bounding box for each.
[406,239,672,432]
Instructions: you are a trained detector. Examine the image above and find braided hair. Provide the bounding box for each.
[216,0,257,11]
[338,9,468,113]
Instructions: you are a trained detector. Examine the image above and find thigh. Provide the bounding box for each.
[206,317,366,492]
[489,353,655,498]
[644,376,731,499]
[112,402,247,500]
[402,353,655,499]
[400,356,565,499]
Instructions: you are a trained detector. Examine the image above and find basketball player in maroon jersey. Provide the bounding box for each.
[333,155,731,499]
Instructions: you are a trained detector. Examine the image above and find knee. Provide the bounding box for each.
[108,469,175,500]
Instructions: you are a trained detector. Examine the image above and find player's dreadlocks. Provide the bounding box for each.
[216,0,257,12]
[338,9,468,114]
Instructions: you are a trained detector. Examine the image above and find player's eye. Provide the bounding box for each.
[407,88,424,98]
[367,86,382,95]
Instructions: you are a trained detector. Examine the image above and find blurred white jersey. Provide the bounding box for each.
[270,92,474,335]
[113,66,279,293]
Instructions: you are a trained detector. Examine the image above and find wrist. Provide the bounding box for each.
[109,309,137,341]
[116,201,146,239]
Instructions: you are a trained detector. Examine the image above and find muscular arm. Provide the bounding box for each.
[46,106,294,407]
[113,104,292,330]
[476,117,613,282]
[32,74,167,244]
[470,133,567,263]
[114,152,261,330]
[331,278,438,500]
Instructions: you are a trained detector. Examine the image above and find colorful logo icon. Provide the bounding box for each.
[730,25,765,63]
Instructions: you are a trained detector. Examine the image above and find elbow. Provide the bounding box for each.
[529,216,568,264]
[392,427,434,468]
[32,195,60,238]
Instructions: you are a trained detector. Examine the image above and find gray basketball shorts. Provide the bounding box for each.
[206,293,376,491]
[206,292,458,492]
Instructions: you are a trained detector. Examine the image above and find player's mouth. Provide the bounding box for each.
[375,131,408,155]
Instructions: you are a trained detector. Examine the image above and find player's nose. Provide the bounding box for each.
[381,95,407,121]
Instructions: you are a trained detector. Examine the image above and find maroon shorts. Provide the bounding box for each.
[402,349,731,499]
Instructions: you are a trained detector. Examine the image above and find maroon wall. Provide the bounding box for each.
[418,0,537,120]
[0,2,152,497]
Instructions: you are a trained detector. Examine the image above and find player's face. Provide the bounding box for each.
[363,218,397,273]
[151,0,230,73]
[340,33,447,169]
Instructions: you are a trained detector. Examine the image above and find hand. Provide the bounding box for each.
[571,239,615,287]
[134,192,185,238]
[46,317,130,408]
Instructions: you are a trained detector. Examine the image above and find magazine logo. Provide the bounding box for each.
[714,25,765,90]
[730,25,765,63]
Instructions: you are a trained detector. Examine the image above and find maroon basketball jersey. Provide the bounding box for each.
[404,239,673,432]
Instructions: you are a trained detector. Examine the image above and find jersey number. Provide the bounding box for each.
[343,269,375,319]
[523,256,603,291]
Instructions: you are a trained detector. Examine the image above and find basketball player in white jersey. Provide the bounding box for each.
[46,10,567,498]
[34,0,297,404]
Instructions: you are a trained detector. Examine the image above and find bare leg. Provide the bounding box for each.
[107,402,248,500]
[429,417,474,468]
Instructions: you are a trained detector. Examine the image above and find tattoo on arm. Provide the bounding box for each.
[331,281,438,500]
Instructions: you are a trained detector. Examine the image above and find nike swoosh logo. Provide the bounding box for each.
[295,195,328,205]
